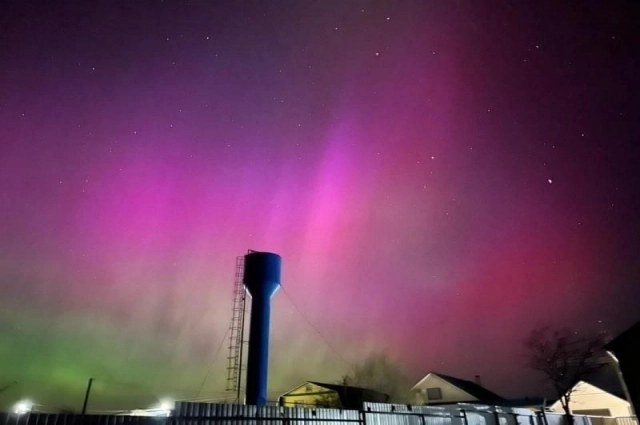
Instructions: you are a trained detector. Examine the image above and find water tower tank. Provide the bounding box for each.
[243,251,281,406]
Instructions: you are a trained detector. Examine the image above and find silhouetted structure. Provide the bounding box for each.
[243,251,281,407]
[605,320,640,416]
[278,381,390,409]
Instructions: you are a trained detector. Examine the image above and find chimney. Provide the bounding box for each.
[475,375,482,386]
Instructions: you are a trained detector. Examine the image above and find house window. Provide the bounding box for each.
[305,384,313,392]
[426,387,443,400]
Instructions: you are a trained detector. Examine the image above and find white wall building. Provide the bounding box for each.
[550,381,634,417]
[410,372,503,406]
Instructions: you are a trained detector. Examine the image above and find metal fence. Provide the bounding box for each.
[0,402,636,425]
[173,402,361,425]
[0,413,162,425]
[362,402,539,425]
[559,416,639,425]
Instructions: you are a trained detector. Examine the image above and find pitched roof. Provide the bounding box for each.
[307,382,390,409]
[582,365,627,399]
[425,373,504,402]
[551,380,629,408]
[605,320,640,352]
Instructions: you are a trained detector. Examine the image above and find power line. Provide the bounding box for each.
[280,286,354,373]
[196,326,230,398]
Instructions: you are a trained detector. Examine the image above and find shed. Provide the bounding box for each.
[278,381,389,409]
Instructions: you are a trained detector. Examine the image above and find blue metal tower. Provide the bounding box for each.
[243,251,281,406]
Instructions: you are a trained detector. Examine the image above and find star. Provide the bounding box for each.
[0,1,636,411]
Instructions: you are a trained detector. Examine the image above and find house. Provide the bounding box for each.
[410,373,504,406]
[278,381,390,409]
[605,319,640,416]
[549,380,633,417]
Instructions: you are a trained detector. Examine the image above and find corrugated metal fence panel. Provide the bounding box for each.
[520,414,538,425]
[363,411,422,425]
[172,403,360,425]
[498,412,520,425]
[0,413,168,425]
[362,403,452,416]
[361,401,549,425]
[509,413,533,425]
[425,416,455,425]
[362,402,455,425]
[544,414,564,425]
[3,403,630,425]
[574,417,592,425]
[464,410,494,425]
[362,404,397,413]
[363,403,430,414]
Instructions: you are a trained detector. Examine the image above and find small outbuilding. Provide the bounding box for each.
[278,381,389,409]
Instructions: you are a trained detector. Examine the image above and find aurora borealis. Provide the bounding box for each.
[1,0,639,413]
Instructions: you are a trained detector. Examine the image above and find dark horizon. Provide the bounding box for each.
[1,0,639,413]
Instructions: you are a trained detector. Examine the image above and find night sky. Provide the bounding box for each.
[1,0,639,413]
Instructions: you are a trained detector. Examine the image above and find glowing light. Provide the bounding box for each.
[152,399,173,416]
[13,400,33,415]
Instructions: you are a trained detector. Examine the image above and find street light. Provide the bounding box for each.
[13,400,33,415]
[147,399,173,417]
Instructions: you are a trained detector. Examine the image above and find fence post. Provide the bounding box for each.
[461,410,469,425]
[539,411,550,425]
[511,413,520,425]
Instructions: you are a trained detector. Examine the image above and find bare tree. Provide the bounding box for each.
[340,353,411,403]
[524,325,609,423]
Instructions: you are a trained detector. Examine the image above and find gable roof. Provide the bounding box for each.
[605,320,640,352]
[552,380,629,407]
[582,365,627,399]
[279,381,389,409]
[308,382,390,408]
[413,373,504,402]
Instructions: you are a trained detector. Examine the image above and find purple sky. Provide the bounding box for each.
[1,0,639,413]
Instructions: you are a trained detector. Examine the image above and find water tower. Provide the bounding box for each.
[242,251,281,406]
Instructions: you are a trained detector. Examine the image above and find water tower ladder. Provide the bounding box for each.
[225,255,247,398]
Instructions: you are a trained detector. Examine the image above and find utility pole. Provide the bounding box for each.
[81,378,94,415]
